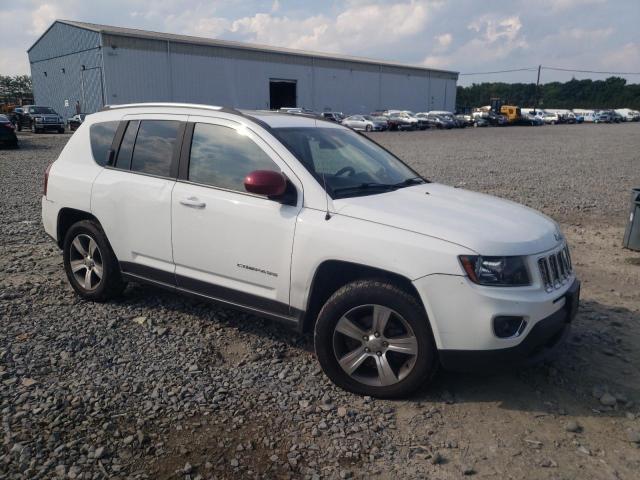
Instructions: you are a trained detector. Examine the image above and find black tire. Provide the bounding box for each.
[63,220,125,302]
[58,127,65,134]
[314,280,438,398]
[365,124,372,132]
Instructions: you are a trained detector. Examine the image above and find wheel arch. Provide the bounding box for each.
[301,260,426,334]
[56,208,101,248]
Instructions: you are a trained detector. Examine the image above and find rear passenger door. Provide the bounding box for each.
[171,116,302,319]
[92,115,187,282]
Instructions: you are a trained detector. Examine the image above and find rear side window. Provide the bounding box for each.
[89,121,119,166]
[188,123,279,192]
[130,120,181,177]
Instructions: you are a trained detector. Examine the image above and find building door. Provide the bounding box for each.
[269,79,297,110]
[80,67,105,113]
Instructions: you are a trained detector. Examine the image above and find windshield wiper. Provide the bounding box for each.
[333,182,398,195]
[391,176,426,187]
[333,177,426,197]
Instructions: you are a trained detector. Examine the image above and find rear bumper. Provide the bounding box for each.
[439,279,580,371]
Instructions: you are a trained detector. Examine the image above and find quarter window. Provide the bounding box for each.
[188,123,279,192]
[130,120,181,177]
[89,121,119,166]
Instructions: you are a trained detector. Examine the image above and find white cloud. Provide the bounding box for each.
[424,14,528,70]
[29,3,61,36]
[435,33,452,48]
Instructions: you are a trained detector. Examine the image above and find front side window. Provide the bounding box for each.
[130,120,180,177]
[89,121,119,166]
[188,123,279,192]
[274,127,423,198]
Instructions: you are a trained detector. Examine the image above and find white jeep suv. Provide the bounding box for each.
[42,103,580,398]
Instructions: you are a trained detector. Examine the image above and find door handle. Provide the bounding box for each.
[179,196,206,209]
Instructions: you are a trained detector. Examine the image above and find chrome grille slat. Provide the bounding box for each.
[538,243,573,291]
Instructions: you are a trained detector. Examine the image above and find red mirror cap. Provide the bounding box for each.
[244,170,287,197]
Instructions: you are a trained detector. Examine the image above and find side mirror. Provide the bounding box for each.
[244,170,287,198]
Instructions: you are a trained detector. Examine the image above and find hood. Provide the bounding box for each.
[332,183,560,256]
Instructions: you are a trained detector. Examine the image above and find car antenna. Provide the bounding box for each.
[316,119,332,221]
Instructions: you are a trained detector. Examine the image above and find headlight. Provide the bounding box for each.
[35,117,43,122]
[459,255,530,286]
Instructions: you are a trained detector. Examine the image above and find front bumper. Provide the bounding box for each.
[438,279,580,371]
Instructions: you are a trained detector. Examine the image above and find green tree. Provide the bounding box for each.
[457,77,640,111]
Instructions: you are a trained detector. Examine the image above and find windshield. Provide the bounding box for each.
[29,106,56,114]
[273,127,424,199]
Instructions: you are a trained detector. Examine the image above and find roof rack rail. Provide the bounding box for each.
[101,102,232,112]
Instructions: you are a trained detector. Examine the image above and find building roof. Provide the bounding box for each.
[30,19,458,77]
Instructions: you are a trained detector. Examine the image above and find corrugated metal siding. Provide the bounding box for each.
[30,49,104,117]
[30,22,457,115]
[29,22,100,63]
[101,36,457,113]
[29,22,105,116]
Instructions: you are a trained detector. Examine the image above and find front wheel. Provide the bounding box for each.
[314,280,438,398]
[365,124,372,132]
[63,220,125,302]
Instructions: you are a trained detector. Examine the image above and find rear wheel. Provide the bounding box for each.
[365,124,372,132]
[314,280,438,398]
[63,220,125,302]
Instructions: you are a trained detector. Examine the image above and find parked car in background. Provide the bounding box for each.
[594,111,612,123]
[68,113,86,131]
[385,111,418,131]
[0,114,18,148]
[522,113,544,126]
[543,112,560,125]
[401,111,429,130]
[42,102,580,398]
[609,110,623,123]
[278,107,319,116]
[455,114,474,127]
[473,117,489,127]
[342,115,387,131]
[582,112,597,123]
[615,108,640,121]
[418,113,454,129]
[12,105,65,133]
[322,112,345,123]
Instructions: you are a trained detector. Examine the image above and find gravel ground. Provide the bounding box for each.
[1,126,639,480]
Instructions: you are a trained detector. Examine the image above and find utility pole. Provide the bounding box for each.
[534,65,541,114]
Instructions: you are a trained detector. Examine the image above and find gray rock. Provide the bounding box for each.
[600,393,617,407]
[627,430,640,444]
[565,420,581,433]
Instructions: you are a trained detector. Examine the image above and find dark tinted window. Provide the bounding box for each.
[115,121,139,170]
[189,123,278,191]
[130,120,180,177]
[89,121,119,166]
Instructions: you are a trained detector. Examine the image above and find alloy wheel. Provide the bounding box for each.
[69,234,103,290]
[332,304,418,387]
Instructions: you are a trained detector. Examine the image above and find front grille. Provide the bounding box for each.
[538,244,573,291]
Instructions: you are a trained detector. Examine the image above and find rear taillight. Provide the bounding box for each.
[43,163,53,196]
[2,122,14,130]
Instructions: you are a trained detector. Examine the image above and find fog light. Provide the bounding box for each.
[493,316,527,338]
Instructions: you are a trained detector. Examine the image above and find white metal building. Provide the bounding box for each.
[28,20,459,118]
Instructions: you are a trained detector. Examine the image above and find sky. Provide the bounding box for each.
[1,0,639,86]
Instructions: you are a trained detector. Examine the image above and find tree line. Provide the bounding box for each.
[0,75,33,104]
[456,76,640,111]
